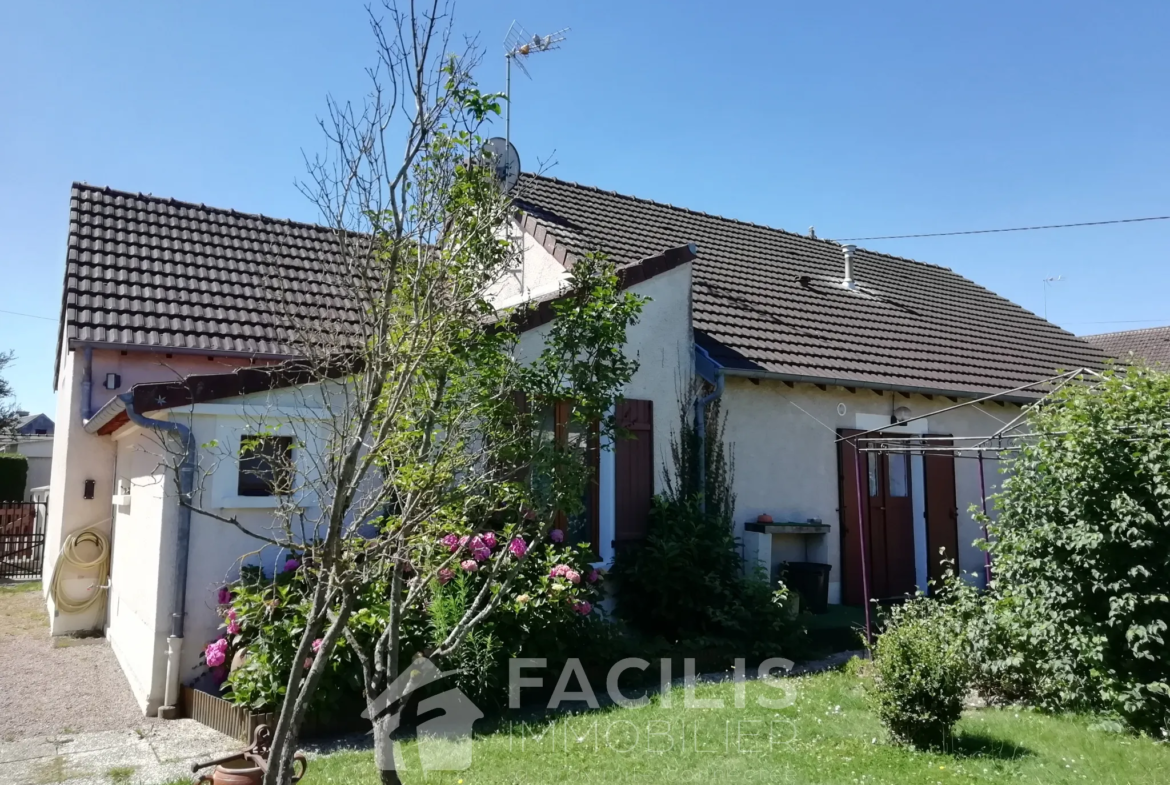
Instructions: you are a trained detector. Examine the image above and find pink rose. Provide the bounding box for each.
[227,621,241,636]
[227,609,237,621]
[508,538,528,559]
[283,558,300,573]
[549,564,569,579]
[441,534,459,553]
[311,638,323,653]
[460,559,479,572]
[438,568,455,585]
[565,569,581,585]
[549,529,564,543]
[482,532,498,549]
[458,535,470,549]
[217,586,232,605]
[587,569,600,584]
[573,601,593,616]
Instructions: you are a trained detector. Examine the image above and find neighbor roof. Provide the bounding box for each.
[1084,325,1170,368]
[513,174,1103,397]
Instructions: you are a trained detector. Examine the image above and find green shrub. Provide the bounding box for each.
[610,390,805,658]
[212,534,604,716]
[0,453,27,501]
[610,495,804,659]
[975,365,1170,734]
[868,596,969,749]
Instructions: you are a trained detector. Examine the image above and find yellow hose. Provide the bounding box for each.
[49,524,111,615]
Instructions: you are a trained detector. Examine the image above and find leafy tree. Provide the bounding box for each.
[0,351,19,436]
[159,5,644,783]
[977,364,1170,734]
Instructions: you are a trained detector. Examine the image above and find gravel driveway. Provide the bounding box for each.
[0,583,156,742]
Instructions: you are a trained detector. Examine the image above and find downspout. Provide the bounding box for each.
[120,392,195,720]
[81,345,94,419]
[695,371,724,515]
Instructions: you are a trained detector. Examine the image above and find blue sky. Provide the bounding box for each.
[2,1,1168,416]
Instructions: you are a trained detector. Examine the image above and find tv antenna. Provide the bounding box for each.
[503,22,569,161]
[1042,275,1064,320]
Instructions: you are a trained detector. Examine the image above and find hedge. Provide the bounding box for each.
[0,453,28,501]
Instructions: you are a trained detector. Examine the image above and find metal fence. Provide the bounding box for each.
[0,501,46,581]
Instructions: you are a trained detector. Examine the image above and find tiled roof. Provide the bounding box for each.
[1085,326,1170,368]
[58,183,361,359]
[513,173,1104,397]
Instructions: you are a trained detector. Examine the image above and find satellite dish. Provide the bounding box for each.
[480,137,520,192]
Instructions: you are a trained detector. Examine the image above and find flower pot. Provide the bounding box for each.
[196,758,265,785]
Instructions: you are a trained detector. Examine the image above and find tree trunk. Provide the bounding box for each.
[373,715,403,785]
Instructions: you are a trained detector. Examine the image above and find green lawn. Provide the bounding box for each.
[300,669,1170,785]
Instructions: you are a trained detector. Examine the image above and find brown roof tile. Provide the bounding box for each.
[57,183,361,365]
[513,173,1104,396]
[1085,326,1170,368]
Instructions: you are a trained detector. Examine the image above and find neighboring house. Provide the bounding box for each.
[1085,325,1170,369]
[1,411,55,499]
[14,411,55,436]
[45,178,1101,715]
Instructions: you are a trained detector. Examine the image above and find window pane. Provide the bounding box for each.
[867,452,879,497]
[888,453,909,497]
[238,436,294,497]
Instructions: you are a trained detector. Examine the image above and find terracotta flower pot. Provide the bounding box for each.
[757,514,773,523]
[197,758,265,785]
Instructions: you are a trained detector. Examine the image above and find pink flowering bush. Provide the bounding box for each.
[208,561,365,720]
[427,533,605,709]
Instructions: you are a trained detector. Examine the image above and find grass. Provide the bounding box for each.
[299,669,1170,785]
[106,766,135,784]
[0,579,45,637]
[0,579,41,595]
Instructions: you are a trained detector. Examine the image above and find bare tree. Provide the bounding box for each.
[145,4,642,784]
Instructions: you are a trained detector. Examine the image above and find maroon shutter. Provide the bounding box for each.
[614,399,654,548]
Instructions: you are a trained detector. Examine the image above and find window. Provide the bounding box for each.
[238,436,294,497]
[888,453,909,497]
[535,400,600,555]
[33,429,47,435]
[867,452,879,497]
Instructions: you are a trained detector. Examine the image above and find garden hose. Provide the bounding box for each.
[49,522,111,614]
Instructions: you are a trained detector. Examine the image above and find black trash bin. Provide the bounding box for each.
[781,561,832,614]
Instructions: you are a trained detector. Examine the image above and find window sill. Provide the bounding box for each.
[215,495,295,510]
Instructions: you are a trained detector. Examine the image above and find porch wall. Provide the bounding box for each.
[721,377,1009,604]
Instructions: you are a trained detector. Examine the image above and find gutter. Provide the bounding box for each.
[118,392,196,720]
[717,367,1037,404]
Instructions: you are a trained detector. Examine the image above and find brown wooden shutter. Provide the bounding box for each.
[614,399,654,548]
[924,438,959,590]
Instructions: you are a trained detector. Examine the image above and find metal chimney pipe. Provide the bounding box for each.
[842,244,857,289]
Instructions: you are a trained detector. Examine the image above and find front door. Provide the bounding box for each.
[839,429,917,605]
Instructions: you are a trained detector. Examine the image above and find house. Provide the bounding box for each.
[13,411,55,437]
[1085,325,1170,369]
[1,411,55,499]
[44,178,1101,716]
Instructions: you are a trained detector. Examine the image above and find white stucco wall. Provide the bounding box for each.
[486,226,571,309]
[45,346,275,636]
[722,378,1008,604]
[106,424,173,713]
[103,388,330,714]
[516,262,694,497]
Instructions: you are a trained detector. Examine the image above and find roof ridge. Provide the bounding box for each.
[71,181,336,235]
[521,172,956,273]
[1084,324,1170,339]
